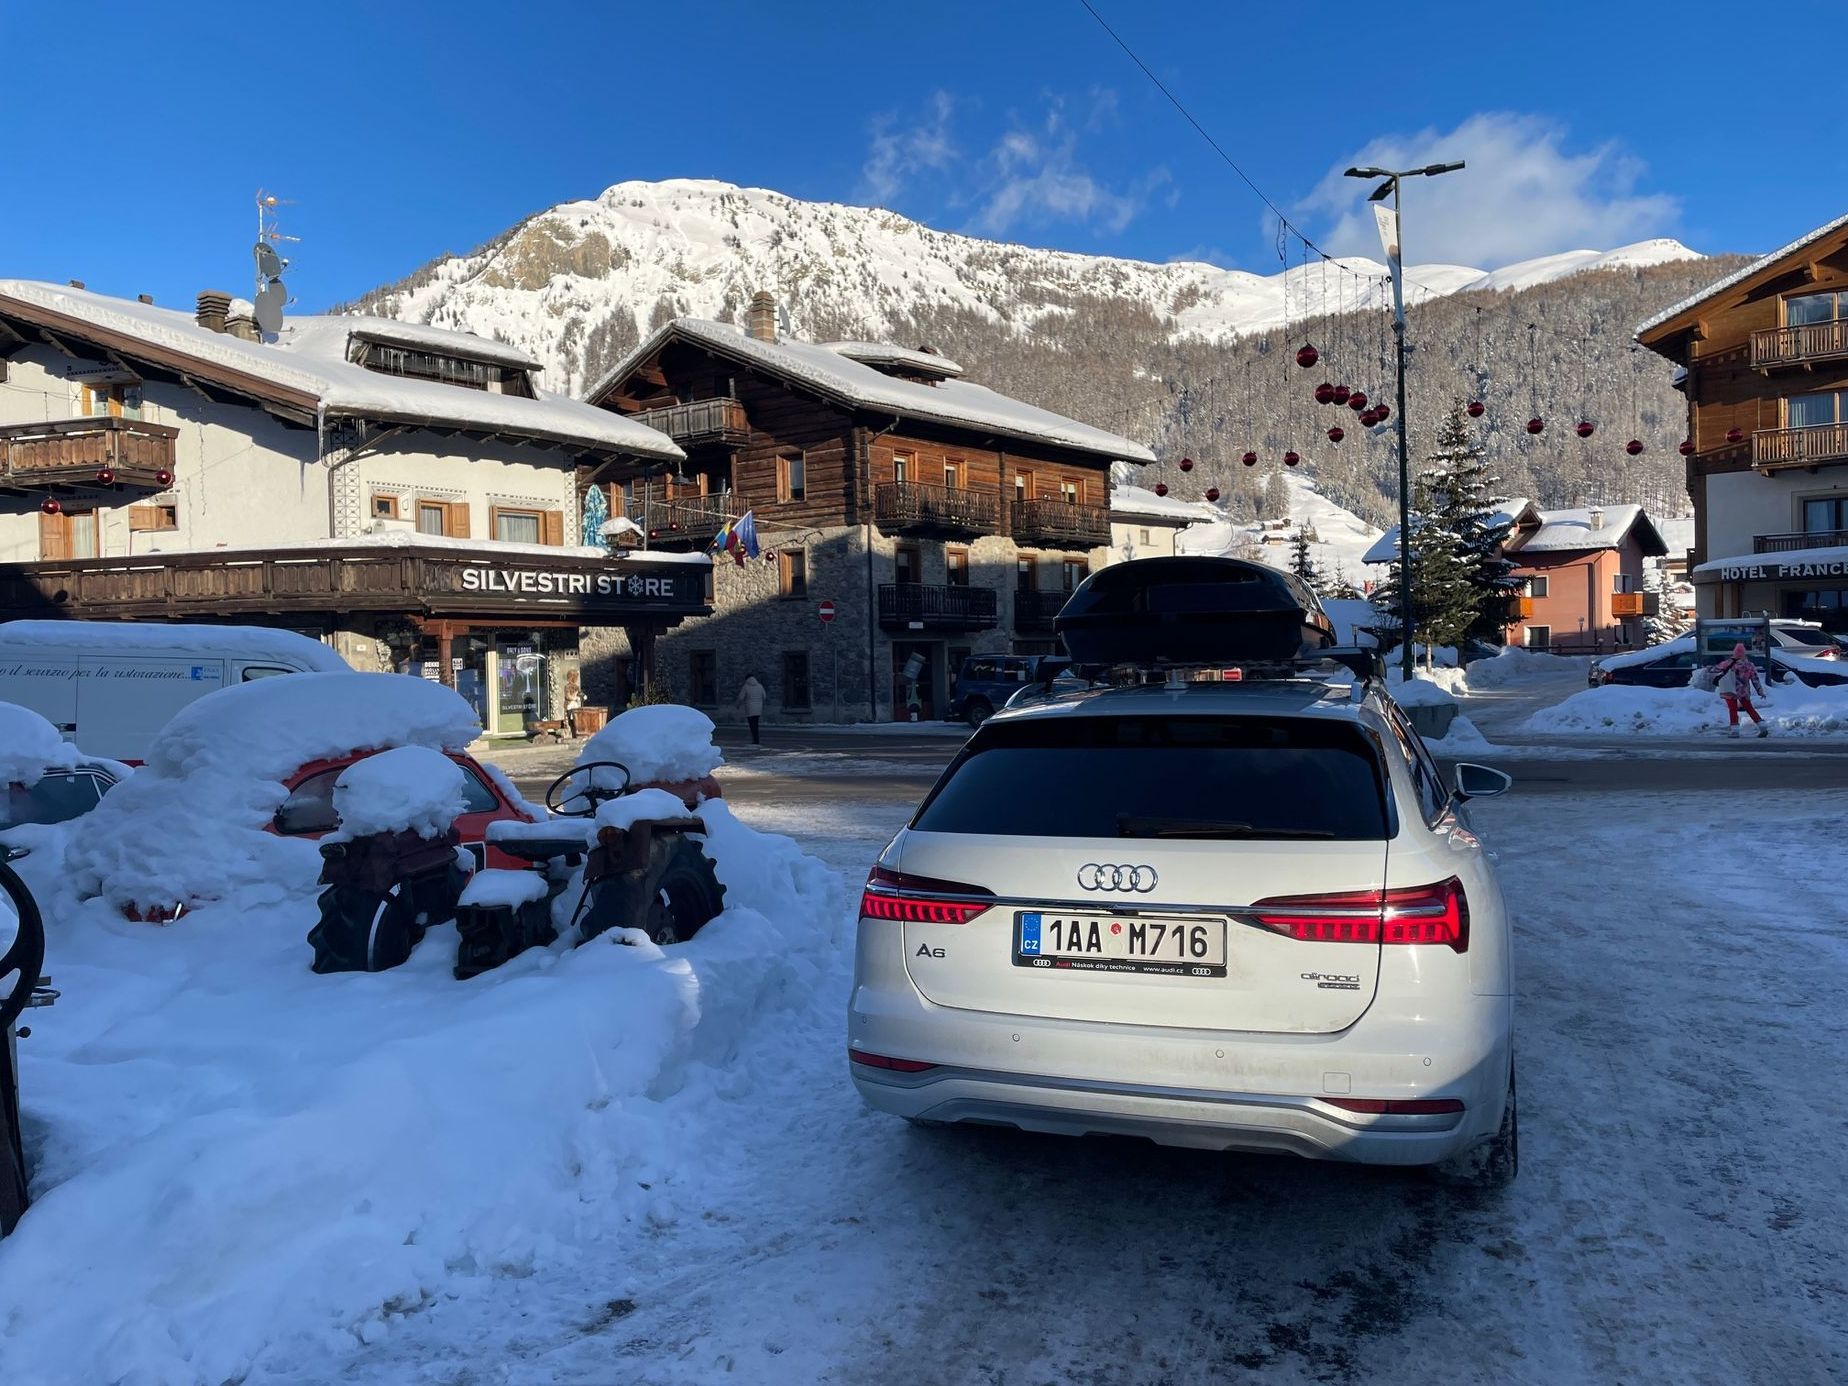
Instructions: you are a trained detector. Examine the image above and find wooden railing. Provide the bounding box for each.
[622,489,734,543]
[1011,497,1110,547]
[0,417,178,491]
[873,481,999,534]
[628,398,749,446]
[1756,528,1848,554]
[1611,592,1645,618]
[1014,588,1072,630]
[1751,319,1848,370]
[1752,423,1848,470]
[876,582,999,629]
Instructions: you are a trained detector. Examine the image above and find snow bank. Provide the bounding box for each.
[1525,682,1848,737]
[329,746,466,841]
[65,674,482,911]
[1461,646,1592,689]
[578,704,724,788]
[0,773,846,1386]
[0,702,80,787]
[1388,669,1465,704]
[1424,713,1497,754]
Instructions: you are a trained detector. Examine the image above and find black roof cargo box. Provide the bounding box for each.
[1055,556,1335,667]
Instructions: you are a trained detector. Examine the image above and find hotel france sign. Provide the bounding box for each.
[444,560,704,615]
[1700,556,1848,585]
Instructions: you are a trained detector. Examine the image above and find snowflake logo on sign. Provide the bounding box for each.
[627,576,644,596]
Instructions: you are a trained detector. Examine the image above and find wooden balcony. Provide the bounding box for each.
[873,481,999,536]
[1516,596,1535,619]
[1755,528,1848,554]
[876,582,999,631]
[622,490,734,546]
[1010,497,1110,548]
[1611,592,1645,618]
[1751,319,1848,371]
[1752,423,1848,471]
[0,417,178,501]
[0,544,710,624]
[628,398,749,447]
[1014,588,1072,631]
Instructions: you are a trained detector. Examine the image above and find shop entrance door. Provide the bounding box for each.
[490,636,547,734]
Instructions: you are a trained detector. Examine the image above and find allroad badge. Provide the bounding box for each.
[1076,863,1158,893]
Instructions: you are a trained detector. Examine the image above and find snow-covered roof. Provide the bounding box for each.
[1636,211,1848,340]
[0,620,350,670]
[334,316,542,371]
[1110,483,1219,522]
[1362,499,1537,564]
[817,341,964,379]
[594,319,1155,465]
[0,280,683,462]
[1506,505,1667,557]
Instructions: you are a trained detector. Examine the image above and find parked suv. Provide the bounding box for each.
[948,655,1063,727]
[850,670,1519,1185]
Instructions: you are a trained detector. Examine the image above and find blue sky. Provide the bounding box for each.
[4,0,1843,311]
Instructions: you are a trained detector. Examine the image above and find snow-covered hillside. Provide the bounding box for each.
[1178,472,1384,592]
[346,179,1700,397]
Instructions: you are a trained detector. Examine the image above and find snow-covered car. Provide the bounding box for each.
[1,702,126,831]
[61,672,537,916]
[851,558,1519,1185]
[1592,629,1848,689]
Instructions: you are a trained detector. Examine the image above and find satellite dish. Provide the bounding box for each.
[254,241,284,280]
[253,282,286,340]
[775,303,793,336]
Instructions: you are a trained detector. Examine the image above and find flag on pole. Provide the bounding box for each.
[730,510,760,566]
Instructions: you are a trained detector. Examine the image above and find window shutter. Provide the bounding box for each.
[128,504,157,532]
[542,510,564,546]
[39,511,71,560]
[446,502,471,538]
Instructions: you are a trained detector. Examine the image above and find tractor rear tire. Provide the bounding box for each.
[584,835,726,946]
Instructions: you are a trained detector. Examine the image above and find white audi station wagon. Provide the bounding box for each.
[848,660,1518,1186]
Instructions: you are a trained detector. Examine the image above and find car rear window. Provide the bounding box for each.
[912,714,1390,840]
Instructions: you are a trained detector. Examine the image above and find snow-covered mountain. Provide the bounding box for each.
[343,179,1701,397]
[1178,472,1385,591]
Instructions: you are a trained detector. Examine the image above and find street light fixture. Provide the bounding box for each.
[1344,160,1464,679]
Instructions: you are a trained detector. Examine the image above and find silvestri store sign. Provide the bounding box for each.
[444,558,706,614]
[1695,552,1848,585]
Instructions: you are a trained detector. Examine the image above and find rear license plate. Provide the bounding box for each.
[1014,911,1226,977]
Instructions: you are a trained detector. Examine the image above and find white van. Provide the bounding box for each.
[0,621,350,763]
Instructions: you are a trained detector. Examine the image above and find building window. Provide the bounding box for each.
[688,650,718,707]
[782,652,812,710]
[1527,575,1550,598]
[1786,291,1848,326]
[779,450,807,503]
[372,494,401,520]
[894,544,921,586]
[358,342,532,396]
[491,507,564,546]
[1525,625,1551,650]
[945,548,969,586]
[779,548,808,597]
[1060,480,1079,504]
[944,458,964,489]
[80,382,142,419]
[1014,472,1030,502]
[39,508,99,560]
[416,500,470,538]
[893,452,911,484]
[1139,527,1151,544]
[1787,390,1848,429]
[1803,498,1848,534]
[1613,573,1634,595]
[1016,556,1037,590]
[1060,559,1085,591]
[128,503,178,532]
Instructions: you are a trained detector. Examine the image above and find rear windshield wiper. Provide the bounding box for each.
[1116,814,1335,840]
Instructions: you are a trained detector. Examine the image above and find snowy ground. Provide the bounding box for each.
[5,688,1846,1385]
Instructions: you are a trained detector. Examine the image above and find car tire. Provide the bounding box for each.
[1430,1063,1518,1190]
[965,699,994,728]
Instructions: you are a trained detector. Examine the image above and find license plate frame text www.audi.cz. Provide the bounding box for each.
[1014,911,1228,977]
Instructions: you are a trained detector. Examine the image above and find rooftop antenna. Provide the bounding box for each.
[253,189,298,343]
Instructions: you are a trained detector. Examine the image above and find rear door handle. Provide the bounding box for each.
[56,723,76,733]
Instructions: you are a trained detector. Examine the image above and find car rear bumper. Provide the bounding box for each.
[849,981,1511,1166]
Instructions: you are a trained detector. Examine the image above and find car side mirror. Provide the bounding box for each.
[1453,763,1513,801]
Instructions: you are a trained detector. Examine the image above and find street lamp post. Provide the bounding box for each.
[1344,161,1464,680]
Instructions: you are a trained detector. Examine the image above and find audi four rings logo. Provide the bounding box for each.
[1076,863,1158,893]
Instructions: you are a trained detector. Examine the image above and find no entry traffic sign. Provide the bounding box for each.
[818,599,837,624]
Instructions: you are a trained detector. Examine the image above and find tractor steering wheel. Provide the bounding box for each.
[0,854,46,1036]
[545,760,633,818]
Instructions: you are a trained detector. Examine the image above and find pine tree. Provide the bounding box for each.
[1644,564,1691,644]
[1288,526,1320,591]
[1371,469,1480,662]
[1323,564,1361,600]
[1420,401,1521,645]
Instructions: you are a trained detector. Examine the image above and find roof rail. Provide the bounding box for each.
[1030,645,1384,693]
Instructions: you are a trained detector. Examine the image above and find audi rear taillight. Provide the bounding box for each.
[848,1049,937,1073]
[859,865,994,925]
[1249,877,1469,952]
[1325,1097,1464,1115]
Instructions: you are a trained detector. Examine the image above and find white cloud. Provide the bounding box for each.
[860,91,957,206]
[1300,113,1681,268]
[972,97,1167,237]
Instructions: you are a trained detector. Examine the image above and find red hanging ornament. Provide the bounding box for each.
[1331,385,1351,405]
[1178,456,1194,472]
[1526,418,1545,435]
[1154,481,1169,496]
[1677,439,1695,457]
[1295,344,1319,369]
[96,467,115,485]
[1575,421,1595,439]
[1466,401,1486,418]
[1327,425,1345,443]
[1240,451,1258,467]
[40,497,61,515]
[1373,404,1391,423]
[1283,450,1301,467]
[154,469,173,487]
[1204,486,1221,502]
[1625,439,1645,457]
[1725,427,1743,444]
[1314,382,1335,405]
[1347,391,1369,412]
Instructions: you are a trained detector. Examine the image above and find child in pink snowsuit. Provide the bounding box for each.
[1711,642,1768,737]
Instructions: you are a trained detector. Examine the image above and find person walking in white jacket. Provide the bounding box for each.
[735,674,767,745]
